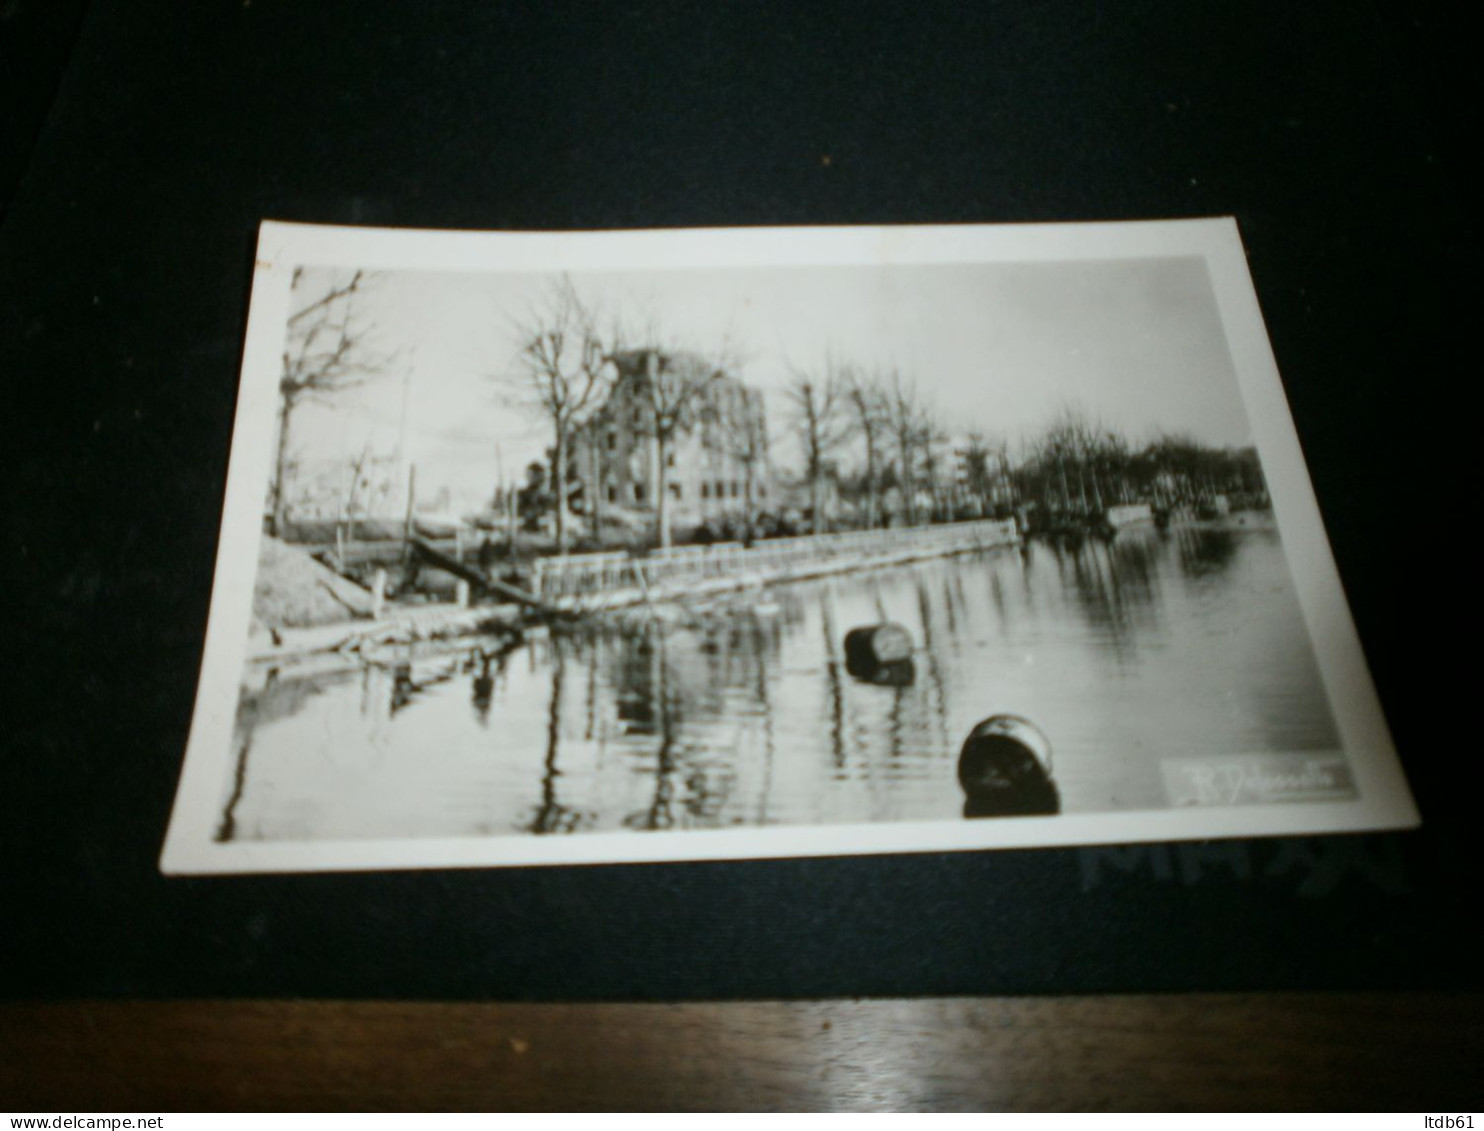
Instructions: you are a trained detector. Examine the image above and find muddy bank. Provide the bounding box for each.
[251,535,373,632]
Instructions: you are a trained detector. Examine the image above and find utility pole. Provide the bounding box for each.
[401,462,418,577]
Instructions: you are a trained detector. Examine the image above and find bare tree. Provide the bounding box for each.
[1024,403,1119,516]
[616,313,750,548]
[1069,411,1106,513]
[914,396,951,521]
[701,381,770,544]
[340,440,377,542]
[1041,404,1108,514]
[655,355,721,550]
[1032,410,1078,513]
[961,431,997,516]
[883,370,929,526]
[273,268,389,537]
[1093,427,1132,506]
[611,330,727,548]
[784,356,848,535]
[843,366,888,530]
[504,277,613,553]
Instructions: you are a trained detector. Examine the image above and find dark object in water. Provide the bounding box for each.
[472,671,494,718]
[391,661,416,714]
[958,714,1061,818]
[617,692,658,734]
[863,658,916,687]
[843,623,914,682]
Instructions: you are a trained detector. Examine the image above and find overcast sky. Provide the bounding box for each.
[287,255,1251,503]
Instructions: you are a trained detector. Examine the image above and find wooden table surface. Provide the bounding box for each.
[3,993,1480,1111]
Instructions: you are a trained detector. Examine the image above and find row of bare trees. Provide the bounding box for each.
[270,271,1267,558]
[1018,405,1131,516]
[509,280,1011,550]
[510,318,1005,547]
[1016,407,1267,518]
[266,271,1087,555]
[268,271,732,552]
[779,361,1273,533]
[780,353,970,533]
[505,278,757,551]
[780,349,1272,532]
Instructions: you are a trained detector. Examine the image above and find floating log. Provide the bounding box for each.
[409,536,560,616]
[843,623,914,681]
[958,714,1061,817]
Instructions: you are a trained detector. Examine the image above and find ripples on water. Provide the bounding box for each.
[221,523,1341,843]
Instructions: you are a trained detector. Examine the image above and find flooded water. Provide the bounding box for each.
[221,521,1341,843]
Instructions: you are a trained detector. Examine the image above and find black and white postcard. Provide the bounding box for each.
[160,219,1418,874]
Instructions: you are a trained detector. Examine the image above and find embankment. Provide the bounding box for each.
[251,535,374,632]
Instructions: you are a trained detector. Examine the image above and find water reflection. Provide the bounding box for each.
[471,645,513,724]
[1172,524,1240,579]
[222,524,1342,842]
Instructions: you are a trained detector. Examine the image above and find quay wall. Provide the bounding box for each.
[534,519,1020,608]
[1106,503,1154,528]
[249,520,1019,665]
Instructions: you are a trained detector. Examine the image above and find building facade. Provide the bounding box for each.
[569,349,773,532]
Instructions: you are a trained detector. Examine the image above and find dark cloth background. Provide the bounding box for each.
[1,0,1473,999]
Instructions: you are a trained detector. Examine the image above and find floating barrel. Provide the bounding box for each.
[866,657,916,687]
[958,714,1061,818]
[843,623,914,682]
[617,692,658,734]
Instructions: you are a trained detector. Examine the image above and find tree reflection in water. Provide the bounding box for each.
[820,587,848,772]
[1042,532,1170,663]
[914,576,953,761]
[597,614,762,830]
[471,644,515,726]
[613,625,661,737]
[219,667,329,842]
[389,653,461,717]
[527,646,595,835]
[1171,524,1240,579]
[629,628,680,830]
[752,619,778,825]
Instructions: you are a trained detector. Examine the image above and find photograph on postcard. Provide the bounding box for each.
[160,220,1417,874]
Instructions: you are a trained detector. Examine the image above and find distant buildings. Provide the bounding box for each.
[569,349,773,531]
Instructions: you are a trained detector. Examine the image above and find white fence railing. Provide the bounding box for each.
[531,519,1018,600]
[1105,503,1154,528]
